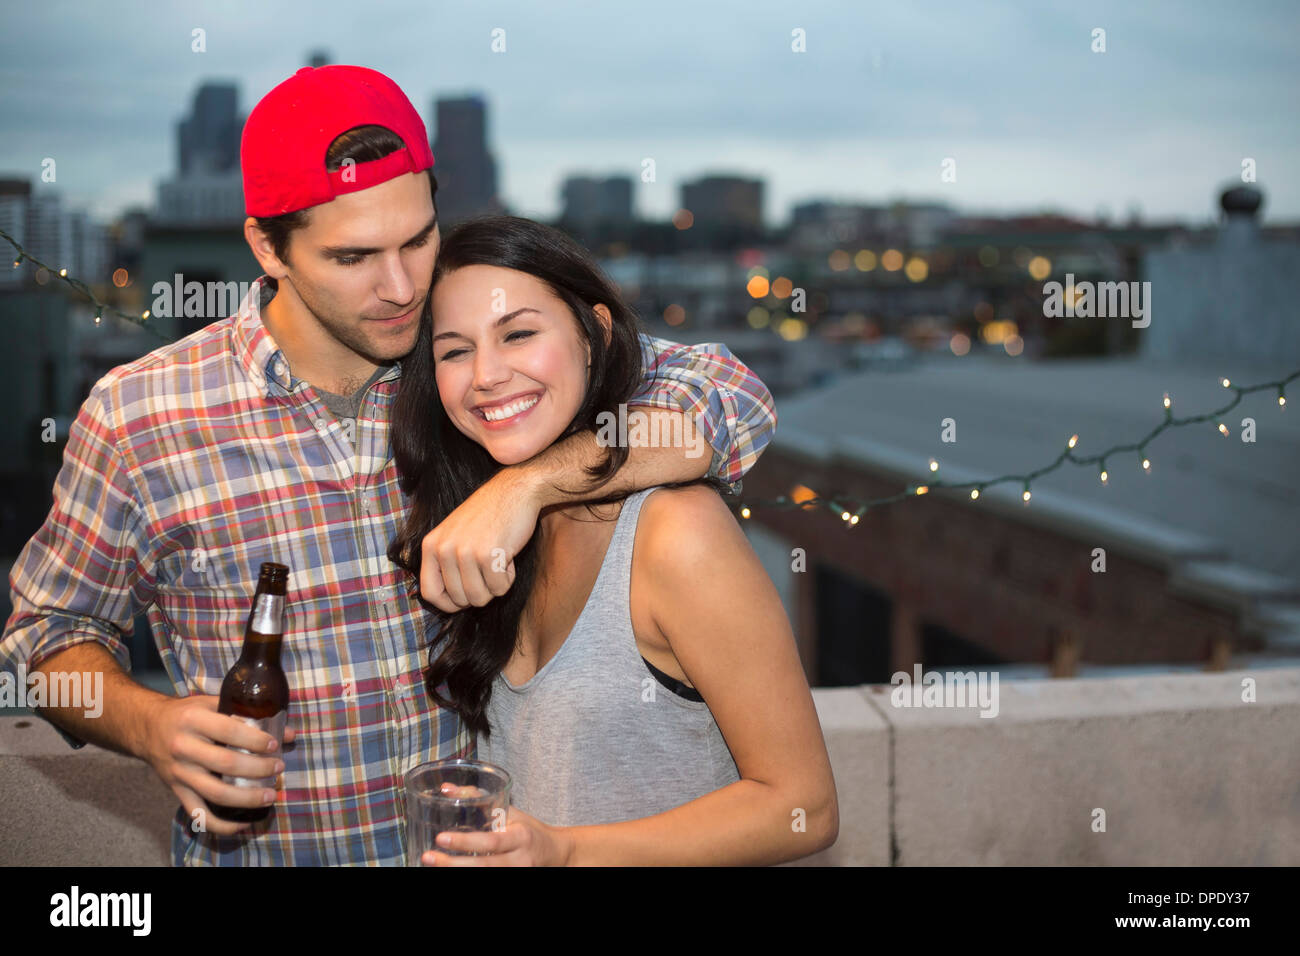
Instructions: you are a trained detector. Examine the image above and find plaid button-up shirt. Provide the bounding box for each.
[1,276,776,866]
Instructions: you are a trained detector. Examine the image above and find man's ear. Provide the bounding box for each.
[593,304,613,347]
[244,217,291,279]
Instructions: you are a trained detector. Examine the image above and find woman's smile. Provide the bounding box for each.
[474,391,543,429]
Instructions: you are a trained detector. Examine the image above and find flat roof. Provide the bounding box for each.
[768,351,1300,594]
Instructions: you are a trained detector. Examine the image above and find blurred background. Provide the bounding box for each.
[2,0,1298,689]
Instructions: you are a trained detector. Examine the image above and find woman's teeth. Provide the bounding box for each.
[482,395,539,422]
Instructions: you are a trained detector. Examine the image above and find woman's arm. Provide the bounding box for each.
[424,484,838,866]
[559,484,837,865]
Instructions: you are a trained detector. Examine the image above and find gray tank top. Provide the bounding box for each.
[477,486,741,827]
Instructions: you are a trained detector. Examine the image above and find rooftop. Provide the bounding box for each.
[771,352,1300,591]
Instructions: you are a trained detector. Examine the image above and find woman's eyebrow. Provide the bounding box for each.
[321,213,439,256]
[433,308,540,343]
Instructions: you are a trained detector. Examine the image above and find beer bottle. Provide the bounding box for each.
[209,561,290,824]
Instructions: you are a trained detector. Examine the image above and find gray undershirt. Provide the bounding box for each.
[313,363,392,448]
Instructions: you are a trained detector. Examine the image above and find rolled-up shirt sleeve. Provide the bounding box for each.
[629,333,777,494]
[1,387,154,747]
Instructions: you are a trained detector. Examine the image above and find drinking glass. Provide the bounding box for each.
[405,758,511,865]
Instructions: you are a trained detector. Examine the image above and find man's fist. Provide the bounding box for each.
[420,468,541,613]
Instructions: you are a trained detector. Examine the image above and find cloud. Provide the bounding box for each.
[1,0,1297,223]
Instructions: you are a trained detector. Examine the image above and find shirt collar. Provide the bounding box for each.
[232,275,404,399]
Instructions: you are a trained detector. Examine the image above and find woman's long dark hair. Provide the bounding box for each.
[388,215,730,737]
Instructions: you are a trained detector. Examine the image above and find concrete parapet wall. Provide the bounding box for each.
[4,668,1297,866]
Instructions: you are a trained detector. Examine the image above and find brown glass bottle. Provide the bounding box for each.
[209,562,290,824]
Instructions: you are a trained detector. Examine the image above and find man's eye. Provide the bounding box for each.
[337,236,427,266]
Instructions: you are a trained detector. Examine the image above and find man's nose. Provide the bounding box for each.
[375,253,415,307]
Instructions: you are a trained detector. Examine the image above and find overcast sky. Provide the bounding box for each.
[2,0,1297,227]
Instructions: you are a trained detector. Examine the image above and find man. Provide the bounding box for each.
[0,65,776,865]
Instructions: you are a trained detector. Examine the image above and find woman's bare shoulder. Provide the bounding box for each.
[635,484,745,565]
[641,482,736,521]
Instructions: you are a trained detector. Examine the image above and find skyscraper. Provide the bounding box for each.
[561,176,634,230]
[25,193,71,273]
[159,81,244,225]
[0,179,29,288]
[430,95,502,225]
[679,175,765,247]
[178,82,240,175]
[680,175,763,231]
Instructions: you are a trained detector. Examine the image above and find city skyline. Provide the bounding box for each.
[1,0,1297,228]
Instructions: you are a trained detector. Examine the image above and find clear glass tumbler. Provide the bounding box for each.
[405,758,512,865]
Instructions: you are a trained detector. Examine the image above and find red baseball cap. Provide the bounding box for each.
[241,65,435,217]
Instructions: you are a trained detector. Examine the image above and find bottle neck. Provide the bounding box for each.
[242,592,285,667]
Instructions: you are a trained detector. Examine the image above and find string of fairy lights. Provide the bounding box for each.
[2,228,171,343]
[736,368,1298,524]
[5,227,1297,524]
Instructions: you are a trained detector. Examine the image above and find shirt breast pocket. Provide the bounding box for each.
[152,537,284,693]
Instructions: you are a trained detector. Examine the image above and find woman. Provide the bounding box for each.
[389,215,837,865]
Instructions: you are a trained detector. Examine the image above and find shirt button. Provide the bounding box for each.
[274,360,287,376]
[314,418,327,433]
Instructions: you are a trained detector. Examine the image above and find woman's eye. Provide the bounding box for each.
[438,348,466,360]
[506,330,535,342]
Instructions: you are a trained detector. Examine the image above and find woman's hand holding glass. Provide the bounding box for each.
[420,804,571,866]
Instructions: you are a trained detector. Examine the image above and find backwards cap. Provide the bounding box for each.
[241,65,435,217]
